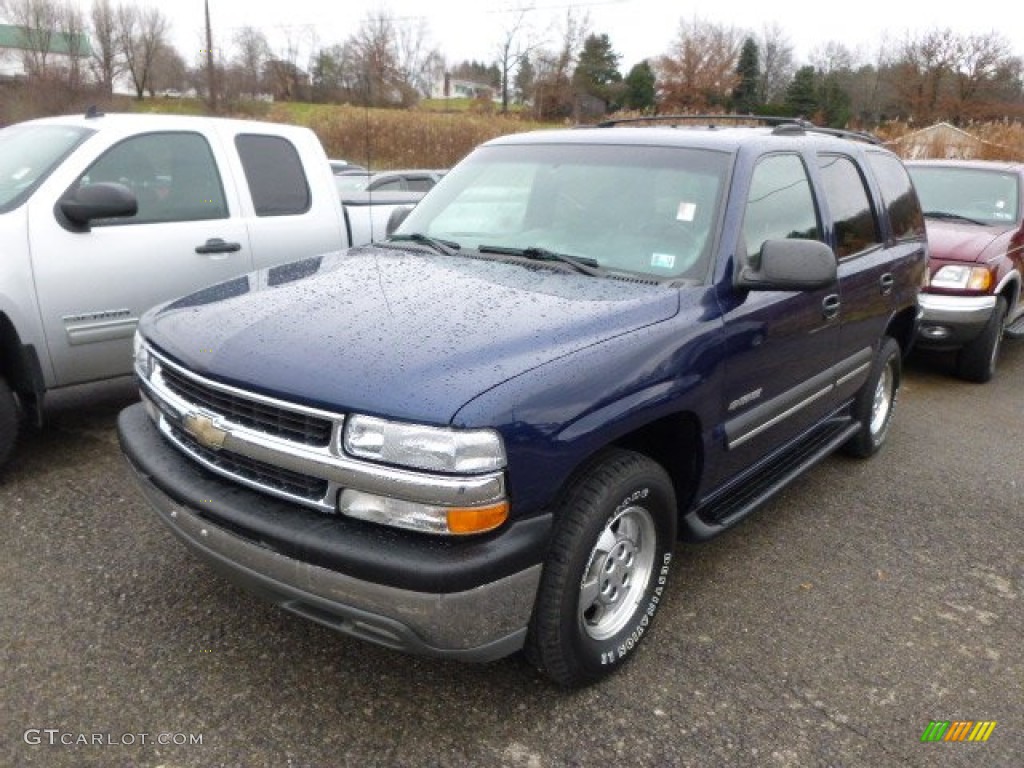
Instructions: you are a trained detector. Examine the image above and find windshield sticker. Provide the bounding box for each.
[676,202,697,222]
[651,253,676,270]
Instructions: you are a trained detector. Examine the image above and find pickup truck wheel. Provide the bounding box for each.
[525,449,676,687]
[844,337,900,459]
[955,296,1007,383]
[0,377,19,469]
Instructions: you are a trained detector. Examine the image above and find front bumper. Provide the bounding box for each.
[118,404,549,661]
[915,292,996,349]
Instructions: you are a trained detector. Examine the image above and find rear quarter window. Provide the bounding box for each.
[866,152,925,241]
[235,134,311,216]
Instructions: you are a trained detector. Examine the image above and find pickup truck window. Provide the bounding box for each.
[742,153,820,259]
[235,134,311,217]
[866,152,926,241]
[78,132,228,224]
[0,123,92,212]
[817,154,882,259]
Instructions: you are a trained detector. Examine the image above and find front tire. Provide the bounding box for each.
[525,449,676,687]
[844,337,900,459]
[956,296,1007,383]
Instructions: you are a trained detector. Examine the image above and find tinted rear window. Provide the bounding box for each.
[235,134,311,216]
[866,152,925,241]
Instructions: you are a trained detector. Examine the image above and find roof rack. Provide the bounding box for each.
[591,114,881,145]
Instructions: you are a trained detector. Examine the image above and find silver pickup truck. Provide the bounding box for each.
[0,111,402,468]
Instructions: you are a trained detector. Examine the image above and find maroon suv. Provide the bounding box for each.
[906,159,1024,381]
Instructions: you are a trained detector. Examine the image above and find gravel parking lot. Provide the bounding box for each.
[2,343,1021,768]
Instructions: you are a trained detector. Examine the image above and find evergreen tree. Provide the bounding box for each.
[572,33,623,110]
[622,60,656,112]
[785,65,818,117]
[732,37,760,114]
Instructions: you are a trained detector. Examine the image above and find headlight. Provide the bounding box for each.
[931,265,993,291]
[133,330,153,379]
[343,414,506,473]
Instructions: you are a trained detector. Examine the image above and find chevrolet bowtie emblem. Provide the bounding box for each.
[182,411,228,450]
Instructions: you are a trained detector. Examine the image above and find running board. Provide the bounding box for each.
[1004,313,1024,339]
[683,418,860,540]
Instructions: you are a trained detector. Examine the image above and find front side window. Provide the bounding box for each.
[398,143,731,280]
[742,153,821,259]
[76,131,228,225]
[818,154,882,259]
[236,134,311,216]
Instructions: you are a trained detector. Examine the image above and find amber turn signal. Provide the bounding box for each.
[446,502,510,535]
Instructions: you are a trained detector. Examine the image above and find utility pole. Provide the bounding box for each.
[205,0,218,112]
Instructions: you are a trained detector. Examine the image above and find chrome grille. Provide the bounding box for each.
[169,424,330,502]
[160,365,332,447]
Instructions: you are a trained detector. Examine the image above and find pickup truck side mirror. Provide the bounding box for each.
[735,238,837,291]
[57,182,138,231]
[385,205,413,237]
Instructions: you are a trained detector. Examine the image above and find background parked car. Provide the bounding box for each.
[906,159,1024,382]
[329,158,367,174]
[334,169,446,197]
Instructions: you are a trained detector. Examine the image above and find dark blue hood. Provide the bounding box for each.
[143,248,680,424]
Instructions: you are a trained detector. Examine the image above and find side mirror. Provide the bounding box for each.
[58,182,138,231]
[385,205,413,237]
[735,239,837,291]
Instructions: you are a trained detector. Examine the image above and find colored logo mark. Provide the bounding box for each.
[921,721,997,742]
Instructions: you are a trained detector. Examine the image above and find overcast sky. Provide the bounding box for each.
[141,0,1016,73]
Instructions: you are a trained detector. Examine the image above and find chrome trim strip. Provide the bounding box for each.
[729,384,834,449]
[141,347,506,511]
[836,361,871,388]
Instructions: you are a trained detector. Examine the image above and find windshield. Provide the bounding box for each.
[0,123,93,213]
[908,165,1021,226]
[396,142,730,280]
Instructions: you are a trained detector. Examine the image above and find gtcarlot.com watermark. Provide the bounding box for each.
[24,729,203,747]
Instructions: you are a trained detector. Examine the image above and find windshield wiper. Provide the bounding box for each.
[477,244,604,277]
[386,232,461,256]
[923,210,987,226]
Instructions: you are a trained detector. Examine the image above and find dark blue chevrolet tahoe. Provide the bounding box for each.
[118,118,927,687]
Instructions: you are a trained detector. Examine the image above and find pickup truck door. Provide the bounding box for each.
[27,129,253,387]
[710,153,841,489]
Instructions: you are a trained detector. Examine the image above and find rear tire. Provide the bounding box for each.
[0,377,19,469]
[956,297,1006,383]
[844,337,900,459]
[525,449,676,687]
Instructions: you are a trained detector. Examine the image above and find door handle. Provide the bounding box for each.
[195,238,241,255]
[879,273,895,295]
[822,294,841,319]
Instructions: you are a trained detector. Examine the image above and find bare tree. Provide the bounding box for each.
[757,22,794,106]
[117,3,171,100]
[494,8,537,113]
[656,17,743,112]
[951,32,1014,121]
[888,28,958,123]
[530,9,589,119]
[226,26,271,100]
[56,0,86,88]
[394,16,443,102]
[89,0,120,94]
[147,41,187,97]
